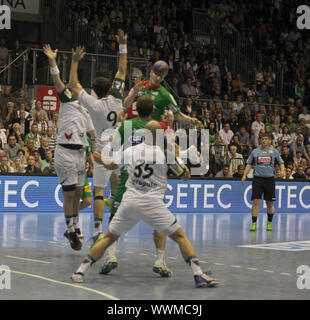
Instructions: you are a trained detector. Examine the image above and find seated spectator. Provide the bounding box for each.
[208,122,217,143]
[4,135,21,162]
[285,167,294,180]
[229,134,243,154]
[233,164,245,179]
[30,100,49,122]
[33,150,44,172]
[47,126,57,153]
[42,149,53,168]
[293,151,304,168]
[14,88,30,108]
[0,155,13,173]
[293,165,307,180]
[219,123,234,146]
[227,145,244,175]
[298,106,310,128]
[23,138,36,159]
[232,95,244,115]
[215,164,233,178]
[236,127,251,154]
[247,84,259,98]
[38,137,50,160]
[305,167,310,180]
[210,135,226,169]
[181,78,197,96]
[25,155,42,174]
[30,111,48,135]
[16,149,27,167]
[16,110,31,138]
[303,127,310,146]
[290,136,308,160]
[12,157,25,174]
[228,112,241,133]
[275,168,283,180]
[25,123,41,149]
[272,125,282,148]
[259,84,270,103]
[43,159,57,175]
[231,73,244,96]
[197,101,209,122]
[281,146,294,167]
[290,126,304,144]
[251,113,265,137]
[5,101,18,128]
[181,97,195,116]
[9,123,25,147]
[171,76,183,97]
[0,86,14,119]
[285,115,297,134]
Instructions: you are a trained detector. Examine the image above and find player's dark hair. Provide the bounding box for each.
[93,77,111,98]
[136,96,154,118]
[261,133,272,139]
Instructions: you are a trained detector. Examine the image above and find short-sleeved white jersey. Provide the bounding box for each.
[123,143,168,199]
[78,78,125,151]
[57,100,94,146]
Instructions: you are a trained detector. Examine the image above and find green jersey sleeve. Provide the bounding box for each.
[166,92,181,115]
[110,78,125,100]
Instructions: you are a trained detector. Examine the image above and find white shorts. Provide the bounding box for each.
[109,193,181,236]
[93,161,120,188]
[55,145,85,187]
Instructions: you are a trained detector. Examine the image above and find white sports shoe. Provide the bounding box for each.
[71,272,84,283]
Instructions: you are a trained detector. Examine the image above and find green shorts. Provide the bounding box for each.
[110,168,128,219]
[81,175,92,200]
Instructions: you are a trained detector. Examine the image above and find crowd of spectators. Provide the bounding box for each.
[0,0,310,180]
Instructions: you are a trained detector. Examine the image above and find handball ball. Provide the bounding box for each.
[153,60,169,78]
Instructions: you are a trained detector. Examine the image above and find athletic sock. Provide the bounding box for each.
[252,216,257,223]
[267,213,274,222]
[106,241,117,260]
[75,255,96,275]
[186,256,203,276]
[155,249,165,263]
[65,215,75,233]
[72,214,79,229]
[94,218,102,234]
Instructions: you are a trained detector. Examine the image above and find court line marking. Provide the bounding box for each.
[0,267,119,300]
[4,255,51,264]
[280,272,291,276]
[230,265,241,268]
[247,267,257,271]
[214,263,225,266]
[263,270,274,273]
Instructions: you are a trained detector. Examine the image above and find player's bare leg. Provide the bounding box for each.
[72,186,83,238]
[153,230,173,277]
[250,199,261,231]
[169,227,219,287]
[93,186,105,234]
[63,188,82,250]
[71,231,119,282]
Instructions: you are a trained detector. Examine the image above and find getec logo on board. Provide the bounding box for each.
[296,5,310,29]
[0,5,11,30]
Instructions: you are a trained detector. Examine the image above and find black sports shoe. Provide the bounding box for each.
[75,228,84,239]
[64,230,82,250]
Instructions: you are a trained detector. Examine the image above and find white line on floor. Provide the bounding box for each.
[4,255,51,264]
[139,253,148,256]
[264,270,274,273]
[168,257,177,260]
[280,272,291,276]
[247,267,257,271]
[0,267,119,300]
[214,263,225,266]
[200,261,209,264]
[230,265,241,268]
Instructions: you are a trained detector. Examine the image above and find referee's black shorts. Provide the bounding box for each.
[251,176,276,202]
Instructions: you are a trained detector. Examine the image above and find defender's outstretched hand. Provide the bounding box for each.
[115,29,127,45]
[72,46,86,62]
[43,44,58,60]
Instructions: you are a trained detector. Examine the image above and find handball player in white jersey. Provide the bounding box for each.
[43,45,95,251]
[69,30,127,240]
[71,121,219,288]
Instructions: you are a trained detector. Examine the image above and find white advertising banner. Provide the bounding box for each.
[2,0,40,14]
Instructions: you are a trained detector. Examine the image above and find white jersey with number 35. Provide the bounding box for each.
[123,143,168,200]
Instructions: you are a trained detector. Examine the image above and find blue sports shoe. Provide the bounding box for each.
[194,273,219,288]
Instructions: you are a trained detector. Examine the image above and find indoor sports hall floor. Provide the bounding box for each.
[0,212,309,300]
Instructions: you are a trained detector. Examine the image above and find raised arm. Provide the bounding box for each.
[69,46,86,97]
[114,29,127,81]
[43,44,65,93]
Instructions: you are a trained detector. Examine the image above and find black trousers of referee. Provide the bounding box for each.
[251,176,276,202]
